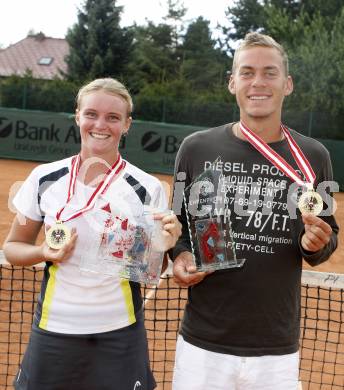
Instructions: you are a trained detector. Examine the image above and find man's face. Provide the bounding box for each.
[228,46,293,122]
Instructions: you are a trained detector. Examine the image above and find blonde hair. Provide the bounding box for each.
[76,78,133,116]
[232,32,289,76]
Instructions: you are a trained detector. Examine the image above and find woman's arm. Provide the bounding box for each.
[3,214,77,266]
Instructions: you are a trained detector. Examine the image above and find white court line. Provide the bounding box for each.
[302,269,344,289]
[298,381,303,389]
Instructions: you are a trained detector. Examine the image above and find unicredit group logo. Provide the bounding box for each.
[0,117,13,138]
[141,131,162,152]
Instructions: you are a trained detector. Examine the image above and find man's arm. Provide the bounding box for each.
[300,213,338,266]
[300,150,339,266]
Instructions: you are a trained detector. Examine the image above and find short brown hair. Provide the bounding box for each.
[232,32,289,76]
[76,78,133,116]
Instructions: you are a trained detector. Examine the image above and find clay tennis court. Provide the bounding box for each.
[1,158,344,389]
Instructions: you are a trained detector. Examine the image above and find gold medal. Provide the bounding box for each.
[298,189,323,216]
[46,221,71,249]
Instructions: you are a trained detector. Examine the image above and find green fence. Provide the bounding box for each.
[1,79,344,136]
[0,107,343,190]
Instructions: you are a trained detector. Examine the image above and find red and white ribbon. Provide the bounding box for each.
[56,154,125,223]
[239,121,316,188]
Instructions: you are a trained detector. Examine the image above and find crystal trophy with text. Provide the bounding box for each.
[79,207,167,285]
[184,157,245,272]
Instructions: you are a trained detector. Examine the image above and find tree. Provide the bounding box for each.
[125,0,188,92]
[125,22,177,93]
[300,0,344,21]
[263,6,311,48]
[222,0,265,50]
[288,10,344,113]
[180,17,229,92]
[264,6,344,138]
[221,0,344,50]
[163,0,187,49]
[65,0,133,82]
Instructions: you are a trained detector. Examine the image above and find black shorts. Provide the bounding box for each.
[14,312,156,390]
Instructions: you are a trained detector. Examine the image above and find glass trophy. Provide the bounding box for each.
[184,157,245,272]
[79,207,167,285]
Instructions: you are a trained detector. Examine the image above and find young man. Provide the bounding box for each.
[171,33,338,389]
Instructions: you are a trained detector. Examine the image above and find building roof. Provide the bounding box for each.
[0,33,69,80]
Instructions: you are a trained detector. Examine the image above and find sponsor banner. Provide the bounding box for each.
[0,108,205,174]
[0,108,80,160]
[122,121,205,174]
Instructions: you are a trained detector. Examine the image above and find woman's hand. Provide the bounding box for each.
[154,211,182,251]
[41,228,78,264]
[4,216,77,267]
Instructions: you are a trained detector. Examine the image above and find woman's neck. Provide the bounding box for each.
[78,153,117,186]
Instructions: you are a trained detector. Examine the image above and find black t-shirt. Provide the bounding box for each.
[171,123,339,356]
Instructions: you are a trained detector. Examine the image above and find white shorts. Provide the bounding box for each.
[172,335,299,390]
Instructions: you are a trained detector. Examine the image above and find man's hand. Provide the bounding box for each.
[301,214,333,253]
[173,251,212,287]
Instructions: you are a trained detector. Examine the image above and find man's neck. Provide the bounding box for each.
[236,117,284,143]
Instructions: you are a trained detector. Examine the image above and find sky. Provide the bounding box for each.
[0,0,233,48]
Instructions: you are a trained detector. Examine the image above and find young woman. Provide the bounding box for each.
[4,78,181,390]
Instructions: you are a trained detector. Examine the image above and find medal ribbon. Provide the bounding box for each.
[239,121,316,188]
[56,154,125,223]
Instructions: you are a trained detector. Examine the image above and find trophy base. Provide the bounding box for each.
[196,258,246,272]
